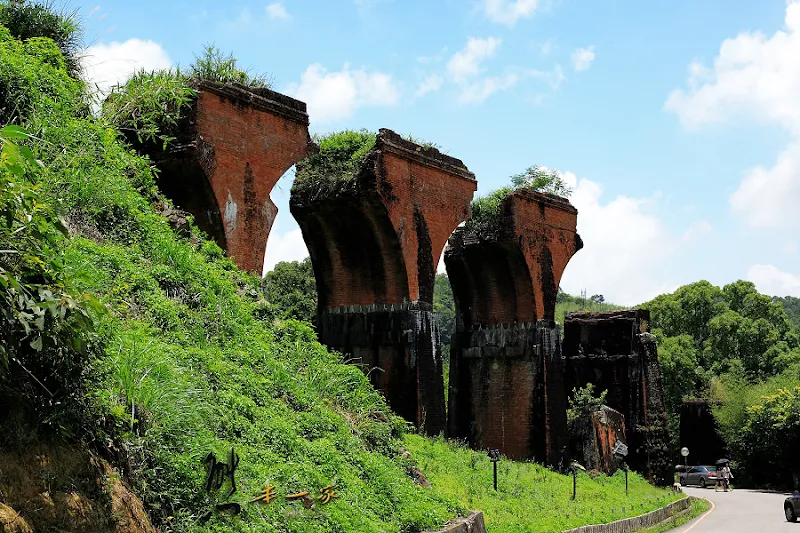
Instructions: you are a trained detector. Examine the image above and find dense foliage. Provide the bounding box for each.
[772,295,800,330]
[262,258,317,325]
[406,435,680,533]
[642,280,800,488]
[434,273,455,345]
[0,0,81,78]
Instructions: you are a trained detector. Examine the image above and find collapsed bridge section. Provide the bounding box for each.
[562,310,672,484]
[290,129,477,435]
[445,190,582,464]
[127,81,311,273]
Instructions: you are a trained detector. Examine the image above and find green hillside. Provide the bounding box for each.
[0,4,681,532]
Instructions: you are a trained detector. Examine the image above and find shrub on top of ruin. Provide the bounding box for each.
[294,129,377,193]
[0,0,83,79]
[102,44,272,149]
[464,165,572,239]
[511,165,573,198]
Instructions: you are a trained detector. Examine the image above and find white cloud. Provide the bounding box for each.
[729,139,800,228]
[88,5,101,16]
[483,0,539,26]
[559,171,711,306]
[444,37,525,102]
[81,38,172,96]
[284,64,400,123]
[263,228,309,274]
[446,37,502,82]
[571,46,595,72]
[458,73,519,103]
[665,1,800,229]
[266,2,290,20]
[415,73,444,98]
[528,64,565,90]
[747,264,800,297]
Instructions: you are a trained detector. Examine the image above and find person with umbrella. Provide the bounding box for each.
[716,458,733,491]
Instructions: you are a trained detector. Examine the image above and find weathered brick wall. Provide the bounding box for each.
[133,81,311,273]
[563,310,671,485]
[290,129,476,435]
[445,191,582,464]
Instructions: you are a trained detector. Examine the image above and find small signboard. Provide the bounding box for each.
[612,441,628,457]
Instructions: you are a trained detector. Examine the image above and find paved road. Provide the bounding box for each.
[667,486,798,532]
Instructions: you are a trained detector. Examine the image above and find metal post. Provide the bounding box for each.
[488,449,500,492]
[572,468,577,500]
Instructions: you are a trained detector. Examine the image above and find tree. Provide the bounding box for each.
[262,258,317,325]
[433,273,455,345]
[566,383,608,423]
[510,165,573,198]
[590,294,605,304]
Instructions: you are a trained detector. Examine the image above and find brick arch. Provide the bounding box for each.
[297,200,410,311]
[446,242,537,327]
[154,157,227,252]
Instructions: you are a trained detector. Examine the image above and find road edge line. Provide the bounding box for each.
[680,497,715,532]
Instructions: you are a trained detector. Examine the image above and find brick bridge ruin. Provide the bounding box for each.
[444,190,582,465]
[127,80,312,274]
[290,129,476,435]
[137,81,671,481]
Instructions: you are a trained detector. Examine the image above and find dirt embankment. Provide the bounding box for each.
[0,442,156,533]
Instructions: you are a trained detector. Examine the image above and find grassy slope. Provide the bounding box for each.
[2,25,678,533]
[405,436,680,533]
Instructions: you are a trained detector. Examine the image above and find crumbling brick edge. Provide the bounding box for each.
[561,496,692,533]
[425,511,487,533]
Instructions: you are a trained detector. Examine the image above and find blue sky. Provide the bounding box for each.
[77,0,800,305]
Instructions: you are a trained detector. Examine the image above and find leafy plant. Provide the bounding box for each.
[101,69,196,148]
[262,257,317,325]
[0,124,98,434]
[189,44,272,89]
[567,383,608,423]
[511,165,573,198]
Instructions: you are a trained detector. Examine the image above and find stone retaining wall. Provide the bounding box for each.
[426,511,487,533]
[562,496,691,533]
